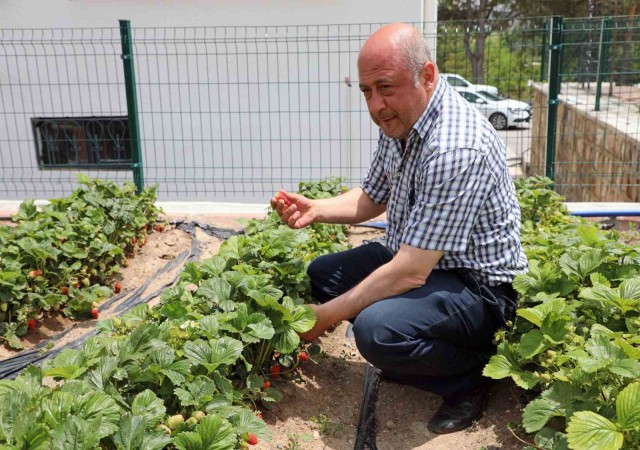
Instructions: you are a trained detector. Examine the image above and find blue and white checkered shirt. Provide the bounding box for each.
[361,78,528,285]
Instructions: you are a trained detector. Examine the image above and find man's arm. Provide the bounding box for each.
[276,187,387,229]
[301,244,444,341]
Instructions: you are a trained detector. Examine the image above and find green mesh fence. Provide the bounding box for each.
[1,17,638,202]
[541,16,640,202]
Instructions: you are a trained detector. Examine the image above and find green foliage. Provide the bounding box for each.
[0,177,349,448]
[0,176,162,347]
[484,176,640,449]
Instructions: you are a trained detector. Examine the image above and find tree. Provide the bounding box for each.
[438,0,512,83]
[437,0,634,84]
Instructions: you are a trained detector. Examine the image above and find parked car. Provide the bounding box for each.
[441,73,499,96]
[457,88,531,130]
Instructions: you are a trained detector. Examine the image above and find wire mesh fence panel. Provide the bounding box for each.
[534,16,640,202]
[130,24,375,200]
[1,17,638,202]
[436,17,549,179]
[0,27,133,200]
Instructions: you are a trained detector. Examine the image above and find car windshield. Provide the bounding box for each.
[477,91,502,101]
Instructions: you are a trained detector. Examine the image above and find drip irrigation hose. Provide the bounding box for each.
[354,362,381,450]
[0,222,238,380]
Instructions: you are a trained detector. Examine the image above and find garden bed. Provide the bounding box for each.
[1,177,638,449]
[0,224,197,360]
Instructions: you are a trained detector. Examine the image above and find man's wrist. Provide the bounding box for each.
[319,297,350,326]
[310,200,321,224]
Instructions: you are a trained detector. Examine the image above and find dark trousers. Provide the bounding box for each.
[307,242,517,399]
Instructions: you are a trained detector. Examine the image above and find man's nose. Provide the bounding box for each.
[369,90,385,113]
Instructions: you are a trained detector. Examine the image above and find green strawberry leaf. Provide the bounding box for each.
[534,427,569,450]
[230,409,271,439]
[112,414,146,450]
[517,330,547,359]
[522,397,563,432]
[131,390,166,428]
[173,414,236,450]
[289,306,316,333]
[616,382,640,431]
[566,411,623,450]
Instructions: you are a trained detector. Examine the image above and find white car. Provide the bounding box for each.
[441,73,499,96]
[457,88,531,130]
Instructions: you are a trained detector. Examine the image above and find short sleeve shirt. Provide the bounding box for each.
[361,78,528,286]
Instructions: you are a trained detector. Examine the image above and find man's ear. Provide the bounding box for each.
[420,62,437,89]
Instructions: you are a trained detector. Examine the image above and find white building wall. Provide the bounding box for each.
[0,0,438,202]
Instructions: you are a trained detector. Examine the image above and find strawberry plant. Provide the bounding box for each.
[0,175,162,348]
[484,177,640,450]
[0,178,350,447]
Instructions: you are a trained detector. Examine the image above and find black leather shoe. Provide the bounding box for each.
[427,385,490,434]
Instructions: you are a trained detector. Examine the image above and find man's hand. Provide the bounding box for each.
[270,190,317,229]
[299,304,334,341]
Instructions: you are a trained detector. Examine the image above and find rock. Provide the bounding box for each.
[313,430,320,439]
[411,421,430,435]
[385,420,396,430]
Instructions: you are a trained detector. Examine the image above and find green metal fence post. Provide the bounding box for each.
[545,16,562,182]
[595,17,611,112]
[119,19,144,193]
[540,20,548,82]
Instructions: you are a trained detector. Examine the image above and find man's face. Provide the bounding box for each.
[358,53,432,141]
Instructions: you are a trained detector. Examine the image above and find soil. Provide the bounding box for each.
[0,216,529,449]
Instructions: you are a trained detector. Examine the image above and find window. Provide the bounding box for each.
[477,91,502,101]
[32,117,132,169]
[461,92,480,103]
[447,76,468,87]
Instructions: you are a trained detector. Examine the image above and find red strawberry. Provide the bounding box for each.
[91,308,99,319]
[276,192,291,207]
[28,270,43,278]
[60,286,69,295]
[256,411,263,420]
[73,281,80,288]
[114,282,122,294]
[269,365,281,378]
[27,319,36,330]
[132,236,137,245]
[246,432,258,445]
[154,224,164,233]
[262,380,271,390]
[299,351,309,362]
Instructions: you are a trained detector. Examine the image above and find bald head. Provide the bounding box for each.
[359,23,433,83]
[357,23,437,141]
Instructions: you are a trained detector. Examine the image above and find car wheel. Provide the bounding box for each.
[489,113,508,130]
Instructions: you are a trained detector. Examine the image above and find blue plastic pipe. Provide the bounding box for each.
[357,208,640,229]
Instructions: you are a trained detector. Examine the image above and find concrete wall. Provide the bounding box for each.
[0,0,438,202]
[530,85,640,202]
[0,0,427,28]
